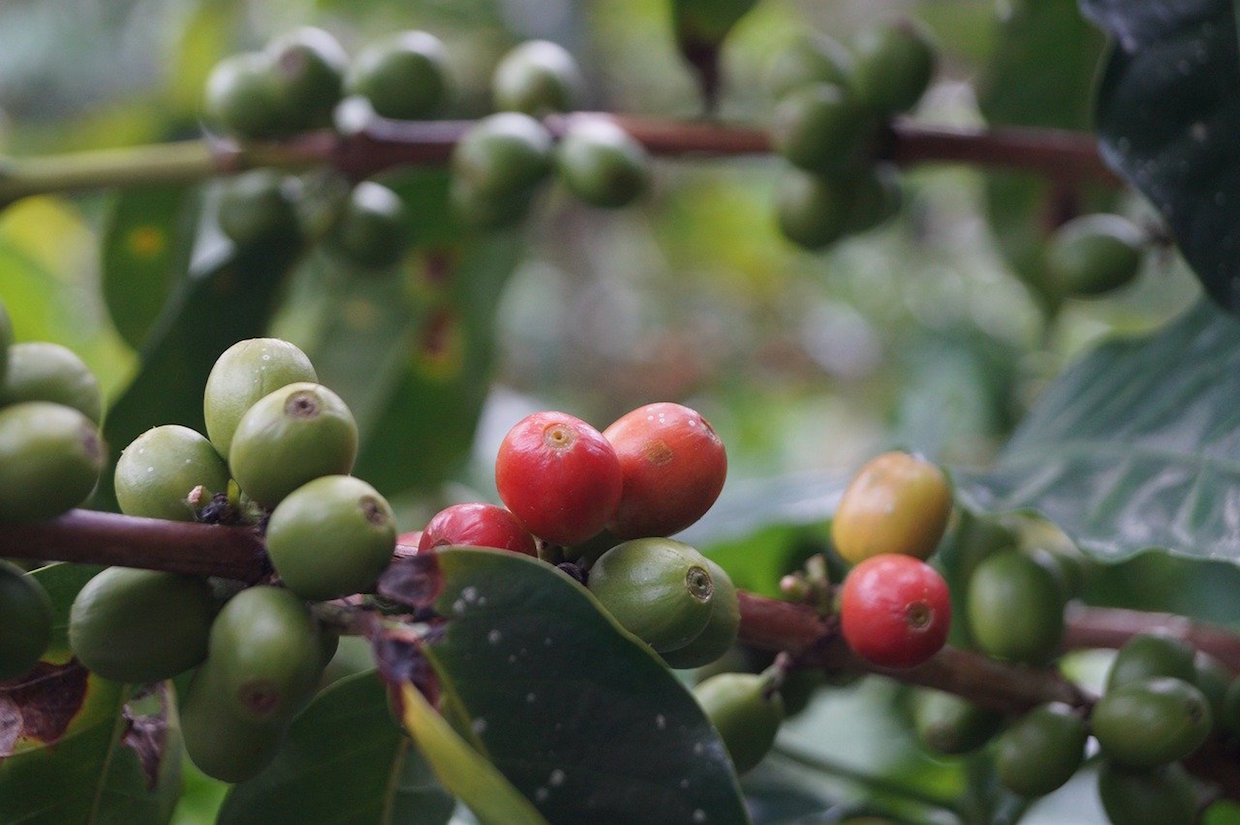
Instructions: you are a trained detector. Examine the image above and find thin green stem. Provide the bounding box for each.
[771,740,968,820]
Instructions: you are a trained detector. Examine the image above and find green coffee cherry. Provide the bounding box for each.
[587,538,716,653]
[114,425,231,522]
[264,474,397,601]
[449,177,535,230]
[775,167,852,250]
[228,382,357,508]
[346,31,450,119]
[555,117,651,209]
[0,560,53,681]
[325,181,411,269]
[266,26,347,131]
[204,51,294,139]
[659,559,740,670]
[1092,677,1212,769]
[0,401,104,523]
[452,112,554,198]
[1106,632,1198,691]
[492,39,585,115]
[1045,213,1145,297]
[203,337,318,460]
[179,660,287,783]
[693,671,785,775]
[208,585,323,722]
[965,550,1065,664]
[0,341,103,424]
[1192,651,1230,732]
[845,163,902,234]
[1096,761,1199,825]
[770,83,873,175]
[849,19,937,114]
[765,33,853,101]
[217,169,301,249]
[1222,675,1240,734]
[69,567,216,683]
[910,689,1003,755]
[994,702,1088,797]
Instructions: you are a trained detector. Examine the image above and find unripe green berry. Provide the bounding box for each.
[765,34,853,101]
[449,177,535,230]
[266,26,347,131]
[492,39,585,115]
[770,83,873,175]
[204,51,294,140]
[775,167,852,250]
[845,163,902,234]
[659,559,740,670]
[693,671,785,775]
[1096,761,1198,825]
[849,19,937,114]
[587,538,717,653]
[1,341,103,424]
[452,112,554,198]
[555,117,651,208]
[1106,632,1198,691]
[179,660,287,783]
[227,382,358,508]
[965,550,1065,664]
[910,689,1003,755]
[114,425,231,521]
[264,475,397,601]
[208,585,324,722]
[325,181,411,269]
[1092,676,1212,769]
[346,31,450,120]
[0,401,104,522]
[994,702,1088,797]
[1192,651,1230,732]
[203,337,318,460]
[1045,213,1146,297]
[217,169,301,249]
[69,567,216,683]
[0,560,53,682]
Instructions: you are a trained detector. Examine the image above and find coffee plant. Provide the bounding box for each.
[3,1,1240,824]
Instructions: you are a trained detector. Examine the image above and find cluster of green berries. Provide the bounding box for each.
[0,298,107,683]
[765,19,936,251]
[452,39,651,227]
[66,337,397,782]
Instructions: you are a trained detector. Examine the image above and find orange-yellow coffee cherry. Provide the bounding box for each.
[830,451,952,564]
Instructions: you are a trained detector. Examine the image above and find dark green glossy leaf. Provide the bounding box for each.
[101,185,199,350]
[220,671,455,825]
[418,547,752,825]
[1081,0,1240,310]
[954,298,1240,565]
[977,0,1108,304]
[94,233,304,510]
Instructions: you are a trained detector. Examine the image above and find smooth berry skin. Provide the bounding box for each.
[603,402,727,539]
[494,411,623,547]
[839,553,951,669]
[417,502,537,557]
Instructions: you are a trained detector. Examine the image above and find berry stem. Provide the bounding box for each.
[0,114,1119,203]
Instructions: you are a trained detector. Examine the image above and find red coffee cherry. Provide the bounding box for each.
[417,502,537,557]
[494,411,623,546]
[602,402,727,539]
[839,553,951,669]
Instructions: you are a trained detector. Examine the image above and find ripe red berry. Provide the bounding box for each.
[839,553,951,669]
[603,402,727,539]
[494,411,623,546]
[417,502,538,557]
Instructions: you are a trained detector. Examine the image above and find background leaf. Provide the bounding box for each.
[220,670,455,825]
[1081,0,1240,310]
[421,547,753,825]
[955,298,1240,565]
